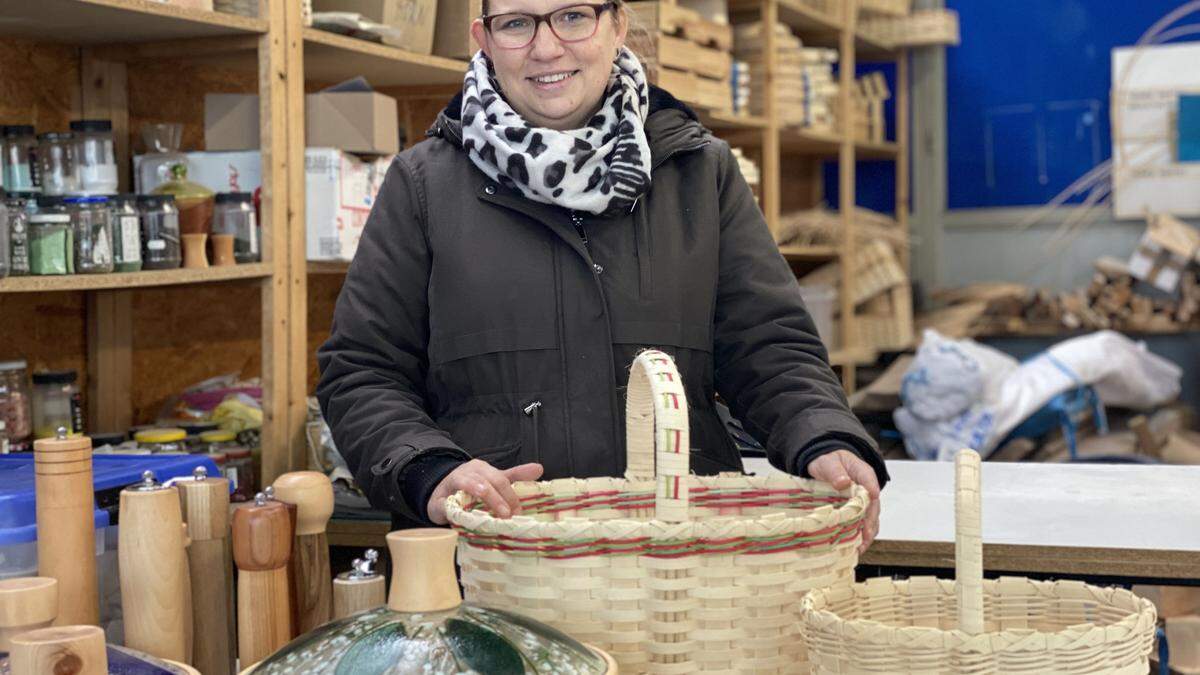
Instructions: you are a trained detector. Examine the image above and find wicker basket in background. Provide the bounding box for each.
[800,449,1157,674]
[447,350,869,674]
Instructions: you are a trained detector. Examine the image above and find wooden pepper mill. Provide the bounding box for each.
[262,485,299,636]
[33,427,99,626]
[177,466,234,675]
[332,549,385,620]
[233,491,292,666]
[0,577,57,653]
[9,625,107,675]
[119,470,193,664]
[271,471,334,635]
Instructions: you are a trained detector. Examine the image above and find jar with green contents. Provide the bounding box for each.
[31,370,82,439]
[66,195,113,274]
[109,194,142,272]
[134,427,188,453]
[28,210,73,276]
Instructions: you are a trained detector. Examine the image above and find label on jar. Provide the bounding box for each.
[91,227,112,266]
[224,466,239,490]
[70,392,84,436]
[147,239,166,251]
[119,215,141,262]
[248,212,258,255]
[9,218,30,274]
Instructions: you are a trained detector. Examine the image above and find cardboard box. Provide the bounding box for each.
[312,0,437,53]
[205,94,260,151]
[306,91,400,155]
[434,0,483,60]
[138,148,394,262]
[306,148,394,261]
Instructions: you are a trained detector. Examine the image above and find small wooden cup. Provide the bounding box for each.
[182,233,209,269]
[211,233,236,266]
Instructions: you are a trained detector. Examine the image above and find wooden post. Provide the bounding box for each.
[838,0,859,392]
[0,578,58,653]
[119,471,192,664]
[233,492,293,665]
[272,471,334,635]
[9,625,107,675]
[760,0,780,236]
[332,550,385,620]
[177,467,235,675]
[33,430,99,627]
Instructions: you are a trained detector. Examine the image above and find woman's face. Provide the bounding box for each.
[471,0,627,131]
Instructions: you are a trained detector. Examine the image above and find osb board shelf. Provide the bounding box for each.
[0,0,267,43]
[745,457,1200,581]
[0,263,272,293]
[303,28,467,87]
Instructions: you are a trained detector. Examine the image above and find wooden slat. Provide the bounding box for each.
[838,0,858,392]
[760,0,780,237]
[780,245,839,261]
[0,264,273,293]
[0,0,267,43]
[285,0,310,473]
[86,291,133,434]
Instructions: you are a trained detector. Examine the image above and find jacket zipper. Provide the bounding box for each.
[523,400,542,464]
[570,211,588,248]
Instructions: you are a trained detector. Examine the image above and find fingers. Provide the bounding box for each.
[504,462,544,483]
[842,452,881,500]
[807,452,853,490]
[858,496,881,555]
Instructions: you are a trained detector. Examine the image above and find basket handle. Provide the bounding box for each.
[623,350,690,522]
[955,448,984,635]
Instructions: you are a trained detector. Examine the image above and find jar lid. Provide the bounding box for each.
[226,448,252,459]
[7,191,38,200]
[180,421,220,436]
[69,119,113,133]
[31,369,77,385]
[63,196,88,204]
[90,432,127,447]
[112,193,138,205]
[134,428,187,443]
[37,131,73,142]
[215,192,253,204]
[0,359,28,371]
[199,430,236,443]
[29,214,71,223]
[205,452,228,463]
[36,195,65,208]
[1,125,34,137]
[137,194,176,205]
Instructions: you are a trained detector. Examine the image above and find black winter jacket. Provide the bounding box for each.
[317,87,889,525]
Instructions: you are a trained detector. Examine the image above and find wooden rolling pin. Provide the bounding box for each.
[271,471,334,634]
[176,466,234,675]
[9,625,107,675]
[332,549,385,619]
[0,577,57,653]
[33,428,99,626]
[119,470,192,664]
[233,492,292,666]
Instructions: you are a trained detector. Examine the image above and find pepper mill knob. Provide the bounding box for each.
[55,426,68,440]
[193,466,208,480]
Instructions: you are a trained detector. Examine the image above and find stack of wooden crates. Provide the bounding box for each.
[733,21,838,129]
[627,0,735,114]
[852,72,890,143]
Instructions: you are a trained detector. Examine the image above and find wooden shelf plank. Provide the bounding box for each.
[0,0,267,43]
[307,260,350,275]
[0,263,272,293]
[699,110,770,131]
[828,345,877,367]
[856,138,899,159]
[303,28,468,87]
[780,245,839,261]
[729,0,843,36]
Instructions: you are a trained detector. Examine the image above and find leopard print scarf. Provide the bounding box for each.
[461,47,652,216]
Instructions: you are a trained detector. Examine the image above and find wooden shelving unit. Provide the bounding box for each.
[0,264,272,293]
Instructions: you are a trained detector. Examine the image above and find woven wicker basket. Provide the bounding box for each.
[800,449,1157,674]
[447,350,869,674]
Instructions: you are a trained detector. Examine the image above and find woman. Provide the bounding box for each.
[316,0,889,550]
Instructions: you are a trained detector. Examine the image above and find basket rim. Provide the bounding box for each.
[445,471,869,540]
[800,575,1158,651]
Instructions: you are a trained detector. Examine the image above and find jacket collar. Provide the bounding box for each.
[430,85,710,170]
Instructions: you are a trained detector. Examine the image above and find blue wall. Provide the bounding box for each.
[944,0,1185,209]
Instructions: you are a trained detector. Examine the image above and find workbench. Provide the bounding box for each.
[329,457,1200,584]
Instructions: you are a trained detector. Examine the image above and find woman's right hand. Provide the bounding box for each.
[426,459,544,525]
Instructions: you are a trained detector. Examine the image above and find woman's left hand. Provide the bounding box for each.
[806,450,881,555]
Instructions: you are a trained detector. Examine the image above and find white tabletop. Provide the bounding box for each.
[742,457,1200,578]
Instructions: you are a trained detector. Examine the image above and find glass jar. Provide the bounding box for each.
[0,200,8,279]
[69,120,118,196]
[28,211,73,276]
[66,195,114,274]
[134,428,188,453]
[36,132,77,196]
[214,192,259,263]
[5,193,33,276]
[199,429,238,453]
[2,126,39,193]
[226,447,255,501]
[109,194,142,273]
[0,360,32,452]
[138,194,182,270]
[31,369,82,439]
[137,123,186,193]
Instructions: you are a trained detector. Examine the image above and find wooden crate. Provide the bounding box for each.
[650,66,732,113]
[859,0,910,17]
[634,31,732,80]
[627,0,733,51]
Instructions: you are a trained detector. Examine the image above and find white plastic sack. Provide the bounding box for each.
[894,330,1181,461]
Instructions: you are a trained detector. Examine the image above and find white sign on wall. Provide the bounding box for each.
[1111,42,1200,220]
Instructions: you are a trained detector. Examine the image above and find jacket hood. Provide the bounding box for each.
[430,84,710,168]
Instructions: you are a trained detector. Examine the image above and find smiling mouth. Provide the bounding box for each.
[528,70,580,85]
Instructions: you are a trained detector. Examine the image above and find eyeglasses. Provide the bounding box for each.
[483,2,616,49]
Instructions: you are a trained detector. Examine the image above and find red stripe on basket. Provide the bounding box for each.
[674,429,681,453]
[673,476,680,499]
